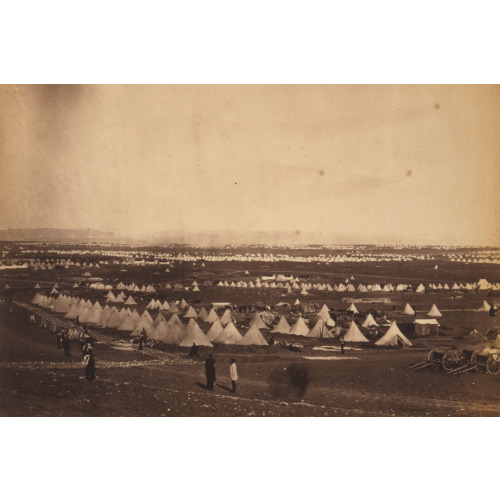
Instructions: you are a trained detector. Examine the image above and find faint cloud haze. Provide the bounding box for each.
[0,84,498,245]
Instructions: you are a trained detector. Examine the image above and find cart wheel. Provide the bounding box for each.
[442,349,459,371]
[486,355,500,375]
[470,349,482,364]
[427,349,438,362]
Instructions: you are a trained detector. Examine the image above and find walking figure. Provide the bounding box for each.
[84,345,96,381]
[230,358,238,394]
[205,354,216,391]
[62,330,71,356]
[188,343,199,359]
[340,335,345,355]
[138,329,146,350]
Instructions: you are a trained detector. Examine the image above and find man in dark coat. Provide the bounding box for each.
[138,329,146,351]
[62,330,71,356]
[84,345,96,381]
[188,343,199,359]
[205,354,216,391]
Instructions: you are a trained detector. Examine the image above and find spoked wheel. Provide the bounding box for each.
[427,349,438,362]
[442,349,461,372]
[486,354,500,375]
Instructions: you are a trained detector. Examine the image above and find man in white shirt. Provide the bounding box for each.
[230,358,238,394]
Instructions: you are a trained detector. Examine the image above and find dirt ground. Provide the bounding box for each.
[1,247,499,417]
[1,300,499,417]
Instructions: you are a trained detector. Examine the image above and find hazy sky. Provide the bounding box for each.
[0,85,498,245]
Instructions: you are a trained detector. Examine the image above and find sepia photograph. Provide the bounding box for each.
[2,4,500,500]
[0,84,499,417]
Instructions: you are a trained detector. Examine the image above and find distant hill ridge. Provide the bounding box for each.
[0,228,116,241]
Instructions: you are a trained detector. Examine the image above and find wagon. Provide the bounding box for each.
[408,347,500,375]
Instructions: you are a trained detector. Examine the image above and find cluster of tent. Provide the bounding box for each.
[467,328,500,346]
[449,255,500,264]
[26,258,102,270]
[30,293,270,346]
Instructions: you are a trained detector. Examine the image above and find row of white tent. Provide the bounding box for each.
[32,292,410,346]
[32,293,489,345]
[31,293,270,346]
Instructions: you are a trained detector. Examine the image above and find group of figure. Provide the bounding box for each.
[55,325,95,381]
[204,354,238,393]
[56,329,72,356]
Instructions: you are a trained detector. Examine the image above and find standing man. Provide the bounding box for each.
[340,335,345,355]
[56,330,63,349]
[138,329,146,351]
[84,345,96,381]
[205,354,216,391]
[230,358,238,394]
[62,330,71,356]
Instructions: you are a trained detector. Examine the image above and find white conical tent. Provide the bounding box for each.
[289,316,309,336]
[197,307,208,320]
[477,300,491,312]
[307,319,334,338]
[249,311,267,329]
[427,304,442,317]
[131,317,155,337]
[219,309,233,325]
[65,303,80,319]
[124,295,137,305]
[239,325,269,345]
[318,303,329,315]
[105,309,124,328]
[361,313,378,328]
[179,319,213,347]
[151,321,168,341]
[205,308,219,323]
[215,322,243,344]
[183,306,197,318]
[415,284,425,293]
[375,322,412,347]
[344,322,368,342]
[206,320,224,341]
[78,307,92,323]
[402,303,415,315]
[166,313,181,327]
[347,303,359,314]
[317,307,331,323]
[118,314,138,331]
[169,302,179,313]
[272,316,291,334]
[99,308,113,326]
[161,317,186,344]
[467,329,487,340]
[86,308,104,325]
[153,312,166,328]
[179,298,188,309]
